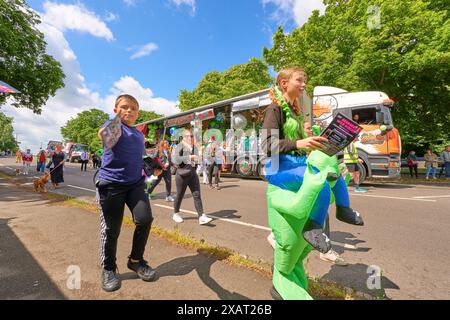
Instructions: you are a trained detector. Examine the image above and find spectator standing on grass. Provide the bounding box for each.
[406,150,419,179]
[440,145,450,179]
[424,148,438,179]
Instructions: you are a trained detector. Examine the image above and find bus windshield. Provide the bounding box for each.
[351,106,393,126]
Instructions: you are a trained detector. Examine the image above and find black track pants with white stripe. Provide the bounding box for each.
[96,178,153,271]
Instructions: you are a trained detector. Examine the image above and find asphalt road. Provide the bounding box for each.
[1,157,449,300]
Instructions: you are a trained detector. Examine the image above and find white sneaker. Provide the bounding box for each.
[198,214,212,225]
[267,232,276,249]
[172,213,184,223]
[166,195,175,202]
[320,249,348,266]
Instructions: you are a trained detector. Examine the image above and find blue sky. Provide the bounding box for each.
[3,0,325,151]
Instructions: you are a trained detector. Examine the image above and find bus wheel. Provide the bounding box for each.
[257,158,268,181]
[236,158,253,178]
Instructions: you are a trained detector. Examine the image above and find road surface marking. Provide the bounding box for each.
[413,195,450,199]
[154,204,272,231]
[65,185,272,231]
[351,194,436,202]
[68,185,96,193]
[6,166,13,170]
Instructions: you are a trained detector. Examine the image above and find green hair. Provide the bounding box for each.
[273,86,305,141]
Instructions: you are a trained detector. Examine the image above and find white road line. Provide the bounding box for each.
[68,185,96,193]
[413,195,450,199]
[64,184,272,231]
[6,166,13,170]
[351,193,436,202]
[154,204,272,231]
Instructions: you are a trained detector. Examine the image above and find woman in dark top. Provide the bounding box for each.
[171,129,212,225]
[147,140,174,201]
[48,146,65,188]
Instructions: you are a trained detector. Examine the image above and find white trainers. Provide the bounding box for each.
[166,195,175,202]
[172,213,184,223]
[198,214,212,225]
[267,232,276,249]
[320,249,348,266]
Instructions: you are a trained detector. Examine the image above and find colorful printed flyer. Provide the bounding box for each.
[101,110,122,150]
[320,112,363,156]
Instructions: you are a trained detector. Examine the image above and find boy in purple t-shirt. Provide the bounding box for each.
[96,94,156,292]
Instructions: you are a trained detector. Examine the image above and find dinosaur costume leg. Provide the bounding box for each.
[266,156,330,300]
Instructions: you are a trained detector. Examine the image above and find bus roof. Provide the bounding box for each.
[135,88,270,127]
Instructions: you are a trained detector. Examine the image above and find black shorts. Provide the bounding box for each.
[346,163,359,172]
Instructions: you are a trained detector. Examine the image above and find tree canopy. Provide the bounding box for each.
[263,0,449,153]
[178,58,273,111]
[135,110,163,125]
[0,0,65,113]
[0,112,18,151]
[60,109,109,152]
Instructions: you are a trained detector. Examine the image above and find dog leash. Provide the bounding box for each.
[48,160,64,174]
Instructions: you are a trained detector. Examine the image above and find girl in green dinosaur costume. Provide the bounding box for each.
[262,67,363,300]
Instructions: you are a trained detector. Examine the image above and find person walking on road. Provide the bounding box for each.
[344,139,366,192]
[15,149,22,163]
[171,129,212,225]
[407,150,419,179]
[22,149,33,175]
[47,145,65,188]
[80,150,89,171]
[36,149,46,173]
[424,148,438,179]
[147,140,175,202]
[96,94,156,292]
[207,136,222,190]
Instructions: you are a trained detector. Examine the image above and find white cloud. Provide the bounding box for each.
[170,0,196,16]
[105,76,179,117]
[262,0,325,27]
[105,10,119,22]
[123,0,137,7]
[129,42,159,60]
[1,6,178,153]
[42,1,114,41]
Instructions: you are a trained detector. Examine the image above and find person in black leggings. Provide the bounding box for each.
[171,129,212,225]
[147,140,174,201]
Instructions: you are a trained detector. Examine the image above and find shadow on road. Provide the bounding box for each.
[321,262,400,299]
[153,248,250,300]
[330,231,371,254]
[0,218,66,299]
[209,209,240,219]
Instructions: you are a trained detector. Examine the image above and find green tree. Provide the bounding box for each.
[135,110,163,124]
[0,0,65,113]
[263,0,450,152]
[178,58,273,111]
[0,112,18,151]
[60,109,109,152]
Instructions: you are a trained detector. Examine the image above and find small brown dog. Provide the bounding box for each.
[15,168,21,175]
[33,171,50,193]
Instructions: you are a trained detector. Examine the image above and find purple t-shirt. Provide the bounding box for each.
[98,121,145,184]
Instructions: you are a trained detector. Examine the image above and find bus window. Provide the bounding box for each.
[352,108,377,125]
